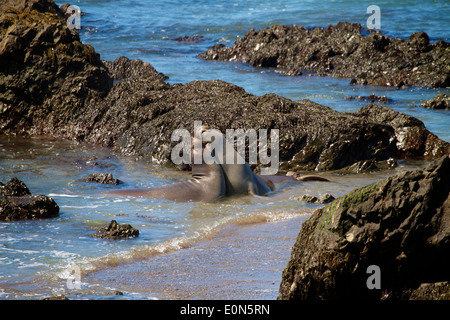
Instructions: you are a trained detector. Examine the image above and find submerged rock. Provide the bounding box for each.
[199,23,450,88]
[93,220,139,239]
[0,177,59,221]
[354,104,449,159]
[85,173,121,185]
[296,193,335,204]
[345,94,390,104]
[279,155,450,300]
[172,35,208,43]
[0,177,30,196]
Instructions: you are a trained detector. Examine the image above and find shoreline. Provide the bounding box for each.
[83,215,310,300]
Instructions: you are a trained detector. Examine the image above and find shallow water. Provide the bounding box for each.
[0,135,429,299]
[1,0,449,299]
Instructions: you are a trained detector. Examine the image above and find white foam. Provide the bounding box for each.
[48,193,80,198]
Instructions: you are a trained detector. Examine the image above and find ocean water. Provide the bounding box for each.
[0,0,449,299]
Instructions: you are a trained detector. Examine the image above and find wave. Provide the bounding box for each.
[48,193,81,198]
[53,208,311,279]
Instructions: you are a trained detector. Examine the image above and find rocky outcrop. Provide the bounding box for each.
[0,0,112,137]
[199,23,450,88]
[279,155,450,300]
[0,1,448,173]
[345,94,390,104]
[85,173,121,185]
[420,94,449,111]
[296,194,335,204]
[0,177,59,221]
[93,220,139,239]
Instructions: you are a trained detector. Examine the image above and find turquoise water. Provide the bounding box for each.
[0,0,449,299]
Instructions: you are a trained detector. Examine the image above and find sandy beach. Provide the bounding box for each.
[83,215,310,300]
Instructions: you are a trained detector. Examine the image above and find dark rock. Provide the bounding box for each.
[81,74,448,171]
[0,177,31,196]
[354,104,449,159]
[338,158,398,174]
[199,23,450,88]
[59,3,85,21]
[93,220,139,239]
[319,193,335,204]
[297,193,335,204]
[0,0,113,137]
[0,0,63,16]
[43,294,69,300]
[279,155,450,300]
[345,94,390,104]
[407,31,430,52]
[85,173,121,185]
[420,94,449,110]
[0,178,59,221]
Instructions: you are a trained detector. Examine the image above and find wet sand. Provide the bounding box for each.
[84,215,310,300]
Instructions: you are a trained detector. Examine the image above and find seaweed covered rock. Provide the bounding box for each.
[85,173,121,185]
[0,0,112,137]
[420,94,449,111]
[80,73,449,170]
[93,220,139,239]
[199,23,450,88]
[0,177,59,221]
[279,155,450,300]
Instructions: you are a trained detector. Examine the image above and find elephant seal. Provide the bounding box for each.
[200,127,328,196]
[107,127,329,202]
[107,138,226,202]
[200,128,274,197]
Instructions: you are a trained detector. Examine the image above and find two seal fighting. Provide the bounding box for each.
[108,127,329,202]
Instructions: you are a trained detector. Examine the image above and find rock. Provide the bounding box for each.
[0,177,31,196]
[0,177,59,221]
[59,3,85,21]
[199,23,450,88]
[354,104,449,159]
[173,35,208,43]
[407,31,430,52]
[345,94,390,104]
[102,55,168,82]
[420,94,449,110]
[409,282,450,300]
[85,173,121,185]
[93,220,139,239]
[297,194,335,204]
[338,158,398,174]
[0,0,112,137]
[278,155,450,300]
[43,294,69,300]
[81,74,449,171]
[0,0,63,15]
[319,193,335,204]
